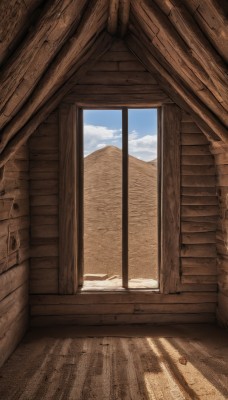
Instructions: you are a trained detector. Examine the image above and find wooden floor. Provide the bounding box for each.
[0,324,227,400]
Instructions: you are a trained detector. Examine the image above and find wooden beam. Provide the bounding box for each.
[0,0,88,129]
[108,0,119,35]
[119,0,130,37]
[163,0,228,103]
[125,33,228,143]
[0,0,43,66]
[184,0,228,63]
[0,0,108,153]
[0,32,113,168]
[59,105,78,294]
[160,104,181,294]
[130,0,228,122]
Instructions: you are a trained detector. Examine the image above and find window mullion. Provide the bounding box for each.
[122,107,129,288]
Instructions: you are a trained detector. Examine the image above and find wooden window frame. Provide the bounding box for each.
[59,103,181,295]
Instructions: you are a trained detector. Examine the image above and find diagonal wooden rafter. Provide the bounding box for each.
[130,0,228,126]
[0,0,108,154]
[184,0,228,63]
[0,32,113,168]
[160,0,228,98]
[125,32,228,143]
[0,0,44,66]
[0,0,89,130]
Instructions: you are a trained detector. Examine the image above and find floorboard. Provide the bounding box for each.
[0,324,227,399]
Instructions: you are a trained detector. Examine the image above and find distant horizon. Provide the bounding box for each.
[83,109,157,162]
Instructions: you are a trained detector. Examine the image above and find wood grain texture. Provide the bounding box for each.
[2,325,228,399]
[161,104,181,293]
[59,105,78,294]
[211,142,228,326]
[0,144,29,367]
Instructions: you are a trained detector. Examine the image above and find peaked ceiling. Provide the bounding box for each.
[0,0,227,166]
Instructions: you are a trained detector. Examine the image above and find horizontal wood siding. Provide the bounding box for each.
[29,111,59,295]
[210,142,228,326]
[180,112,218,293]
[29,41,218,325]
[64,40,172,107]
[0,145,29,367]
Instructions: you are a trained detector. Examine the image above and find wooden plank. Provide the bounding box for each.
[181,145,211,156]
[30,269,58,294]
[64,94,170,108]
[0,283,28,337]
[30,313,215,326]
[31,225,58,238]
[181,187,216,196]
[182,232,216,244]
[30,292,217,305]
[59,105,78,294]
[181,165,215,176]
[30,257,58,270]
[181,176,216,187]
[70,84,162,94]
[161,104,181,293]
[30,302,216,316]
[181,122,202,133]
[181,134,208,145]
[181,155,214,165]
[181,205,218,217]
[30,195,58,207]
[0,262,29,302]
[0,308,28,368]
[80,71,157,85]
[181,196,217,205]
[181,244,217,258]
[181,221,217,233]
[181,276,217,284]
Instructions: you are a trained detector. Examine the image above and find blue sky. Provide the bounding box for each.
[83,109,157,161]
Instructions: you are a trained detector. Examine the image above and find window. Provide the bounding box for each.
[59,104,181,295]
[81,108,159,290]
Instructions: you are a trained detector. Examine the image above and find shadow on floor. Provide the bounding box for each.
[0,324,227,399]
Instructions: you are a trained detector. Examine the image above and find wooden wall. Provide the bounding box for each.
[0,145,29,367]
[29,41,219,325]
[29,111,59,295]
[211,143,228,326]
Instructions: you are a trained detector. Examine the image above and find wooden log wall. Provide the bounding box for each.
[29,41,219,326]
[0,144,29,367]
[210,142,228,326]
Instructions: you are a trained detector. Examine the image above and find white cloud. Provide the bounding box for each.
[84,125,157,161]
[129,132,157,161]
[84,124,121,156]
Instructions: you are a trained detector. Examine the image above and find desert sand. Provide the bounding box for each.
[83,146,158,285]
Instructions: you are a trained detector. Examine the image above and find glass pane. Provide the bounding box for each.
[128,109,158,289]
[83,110,122,289]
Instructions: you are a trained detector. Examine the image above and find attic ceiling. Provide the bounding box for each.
[0,0,227,166]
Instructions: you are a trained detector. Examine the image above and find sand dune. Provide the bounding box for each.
[84,146,158,281]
